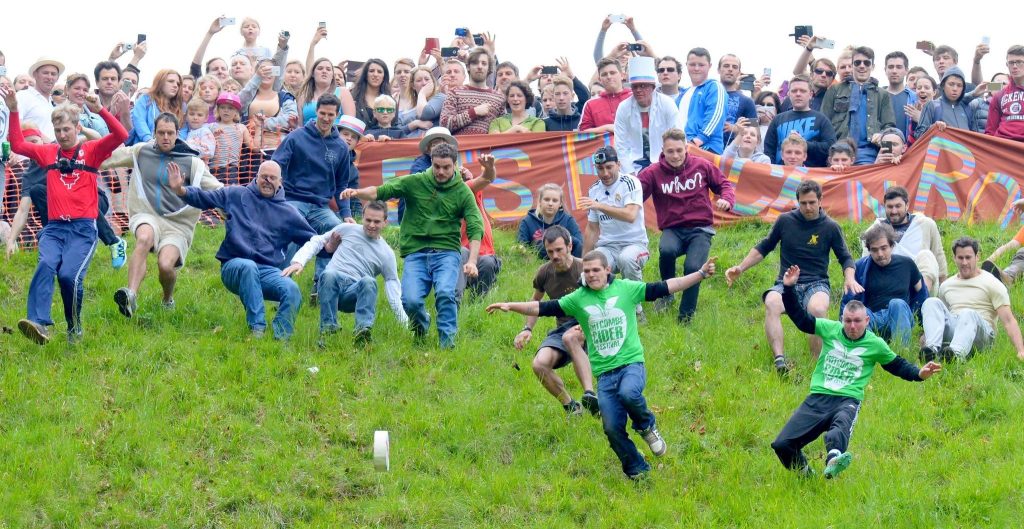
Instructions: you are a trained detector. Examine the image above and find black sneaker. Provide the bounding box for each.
[939,345,957,362]
[774,354,790,375]
[564,400,584,418]
[18,319,50,345]
[114,287,136,318]
[920,346,938,363]
[981,260,1005,284]
[354,327,372,346]
[581,390,601,417]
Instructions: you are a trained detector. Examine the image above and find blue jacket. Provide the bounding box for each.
[516,208,584,259]
[128,94,187,145]
[677,79,726,154]
[840,255,929,319]
[272,119,352,212]
[182,181,318,267]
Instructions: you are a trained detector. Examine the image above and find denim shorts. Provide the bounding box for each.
[764,279,831,307]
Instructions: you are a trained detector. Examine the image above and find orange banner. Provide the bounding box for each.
[354,128,1024,229]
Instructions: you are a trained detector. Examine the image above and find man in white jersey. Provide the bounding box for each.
[284,200,408,345]
[579,146,650,321]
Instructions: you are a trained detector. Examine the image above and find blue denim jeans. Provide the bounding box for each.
[285,200,342,286]
[319,271,377,332]
[221,258,302,339]
[401,249,461,348]
[867,298,914,346]
[598,362,655,476]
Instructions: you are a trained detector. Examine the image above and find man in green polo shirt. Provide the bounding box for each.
[773,264,942,479]
[487,250,716,479]
[343,143,490,348]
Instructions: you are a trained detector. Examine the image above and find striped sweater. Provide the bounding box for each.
[440,86,504,135]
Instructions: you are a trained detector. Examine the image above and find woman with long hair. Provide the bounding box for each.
[296,57,356,124]
[351,58,391,127]
[239,59,298,151]
[392,58,416,111]
[129,69,185,144]
[397,65,444,137]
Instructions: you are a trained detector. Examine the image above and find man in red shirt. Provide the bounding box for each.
[985,45,1024,142]
[579,58,631,132]
[2,86,128,344]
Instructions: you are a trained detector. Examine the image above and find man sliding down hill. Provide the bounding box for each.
[487,250,716,480]
[771,264,942,479]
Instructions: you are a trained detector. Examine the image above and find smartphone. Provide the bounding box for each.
[880,140,894,153]
[627,43,644,52]
[790,25,812,43]
[220,17,236,27]
[818,39,836,49]
[120,78,133,95]
[136,34,146,44]
[345,60,366,81]
[982,36,991,46]
[609,14,626,23]
[318,21,326,29]
[271,66,282,77]
[441,47,460,58]
[541,66,559,75]
[455,28,469,37]
[473,34,484,46]
[739,75,756,91]
[763,68,772,77]
[424,37,440,53]
[987,82,1004,92]
[0,66,7,77]
[280,30,290,38]
[915,40,933,51]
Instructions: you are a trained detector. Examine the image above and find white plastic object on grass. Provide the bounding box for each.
[374,431,390,471]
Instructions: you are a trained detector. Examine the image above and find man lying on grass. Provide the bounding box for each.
[487,250,716,480]
[772,264,942,479]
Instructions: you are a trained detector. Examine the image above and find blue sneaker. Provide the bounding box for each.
[111,237,128,269]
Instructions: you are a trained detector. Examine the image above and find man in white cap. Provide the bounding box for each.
[336,114,367,220]
[614,57,679,174]
[17,57,65,142]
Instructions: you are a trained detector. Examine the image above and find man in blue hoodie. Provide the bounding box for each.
[168,160,319,341]
[272,93,354,298]
[675,48,726,154]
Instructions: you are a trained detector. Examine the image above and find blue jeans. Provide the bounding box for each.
[867,298,914,346]
[220,258,302,339]
[402,249,461,348]
[658,226,713,321]
[319,271,377,332]
[598,362,655,476]
[285,200,342,286]
[27,220,98,334]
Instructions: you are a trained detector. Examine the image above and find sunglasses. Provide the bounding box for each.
[657,67,678,73]
[374,107,396,113]
[814,68,836,77]
[853,59,872,67]
[52,90,64,96]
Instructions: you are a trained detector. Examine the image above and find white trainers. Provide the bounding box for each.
[640,425,667,457]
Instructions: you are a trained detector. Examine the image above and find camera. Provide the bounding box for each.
[56,157,76,174]
[627,43,644,52]
[473,34,484,46]
[455,28,469,37]
[739,75,757,91]
[441,47,460,58]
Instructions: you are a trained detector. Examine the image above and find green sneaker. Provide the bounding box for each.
[824,451,853,479]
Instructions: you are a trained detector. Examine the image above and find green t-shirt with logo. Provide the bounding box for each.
[558,279,646,377]
[809,318,897,401]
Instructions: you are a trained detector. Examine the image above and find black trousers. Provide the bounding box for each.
[771,393,860,470]
[29,184,119,246]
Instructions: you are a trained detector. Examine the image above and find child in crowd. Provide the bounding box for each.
[337,115,366,220]
[195,74,221,124]
[780,135,808,167]
[827,139,857,172]
[184,99,215,163]
[364,95,407,141]
[517,183,584,259]
[221,78,243,95]
[208,92,252,182]
[235,17,272,64]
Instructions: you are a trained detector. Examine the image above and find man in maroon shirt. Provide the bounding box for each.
[985,45,1024,141]
[2,86,128,344]
[636,128,734,322]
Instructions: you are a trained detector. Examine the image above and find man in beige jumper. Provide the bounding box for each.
[101,113,223,317]
[862,186,946,292]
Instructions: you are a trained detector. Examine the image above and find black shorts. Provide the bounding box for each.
[538,319,585,369]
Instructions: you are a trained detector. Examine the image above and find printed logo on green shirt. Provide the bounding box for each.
[582,297,627,357]
[822,340,866,391]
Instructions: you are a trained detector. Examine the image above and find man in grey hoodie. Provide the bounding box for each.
[914,66,971,137]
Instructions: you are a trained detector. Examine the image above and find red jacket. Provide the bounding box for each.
[578,89,631,130]
[985,80,1024,141]
[9,108,127,221]
[636,153,735,230]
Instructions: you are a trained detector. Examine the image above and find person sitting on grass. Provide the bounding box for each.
[772,264,942,479]
[486,250,717,480]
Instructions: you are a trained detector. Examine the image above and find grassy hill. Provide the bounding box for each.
[1,218,1023,528]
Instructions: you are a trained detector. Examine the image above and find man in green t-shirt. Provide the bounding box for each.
[487,250,716,479]
[774,265,942,479]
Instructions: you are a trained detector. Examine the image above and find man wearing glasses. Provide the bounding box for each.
[985,45,1024,142]
[655,57,683,101]
[614,57,678,174]
[782,58,835,113]
[822,46,895,165]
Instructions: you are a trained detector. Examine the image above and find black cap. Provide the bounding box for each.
[593,146,618,164]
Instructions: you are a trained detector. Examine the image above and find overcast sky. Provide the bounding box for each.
[2,1,1019,90]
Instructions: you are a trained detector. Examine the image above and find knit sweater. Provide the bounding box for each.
[440,86,505,135]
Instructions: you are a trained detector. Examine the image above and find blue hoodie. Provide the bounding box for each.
[182,181,318,267]
[516,208,584,259]
[677,79,726,154]
[272,119,354,215]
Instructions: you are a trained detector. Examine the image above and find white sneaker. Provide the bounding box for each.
[640,425,667,456]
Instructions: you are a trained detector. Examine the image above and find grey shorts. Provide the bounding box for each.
[764,279,831,308]
[538,319,585,369]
